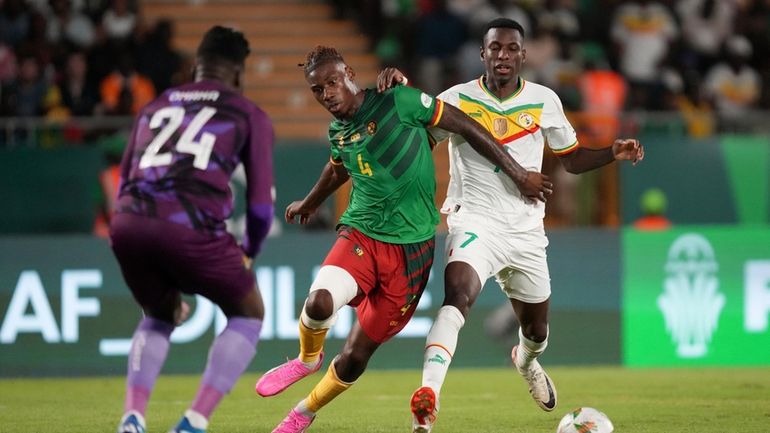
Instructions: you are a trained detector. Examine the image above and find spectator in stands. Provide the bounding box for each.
[137,19,184,93]
[466,0,532,38]
[100,51,155,115]
[16,11,56,81]
[0,0,31,48]
[703,35,761,129]
[534,0,580,45]
[734,0,770,99]
[101,0,137,44]
[49,50,97,117]
[671,71,714,138]
[676,0,735,73]
[577,46,626,147]
[0,55,49,116]
[45,0,95,49]
[413,0,467,95]
[0,43,18,83]
[518,19,559,83]
[611,0,678,110]
[86,24,117,100]
[633,187,671,230]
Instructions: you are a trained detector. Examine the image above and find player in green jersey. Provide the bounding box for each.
[256,46,552,433]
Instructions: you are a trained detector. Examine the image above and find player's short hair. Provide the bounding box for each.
[197,26,250,65]
[483,18,526,43]
[301,46,345,75]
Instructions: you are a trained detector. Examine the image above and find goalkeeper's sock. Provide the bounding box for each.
[125,317,174,415]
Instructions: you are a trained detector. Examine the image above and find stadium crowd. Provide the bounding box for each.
[337,0,769,137]
[1,0,769,141]
[0,0,184,128]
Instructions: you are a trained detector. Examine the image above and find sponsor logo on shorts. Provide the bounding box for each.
[354,245,364,257]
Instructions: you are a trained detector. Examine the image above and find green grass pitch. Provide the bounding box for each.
[1,366,768,432]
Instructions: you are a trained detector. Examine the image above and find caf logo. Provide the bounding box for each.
[367,121,377,135]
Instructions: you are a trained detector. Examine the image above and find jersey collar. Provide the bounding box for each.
[478,75,525,104]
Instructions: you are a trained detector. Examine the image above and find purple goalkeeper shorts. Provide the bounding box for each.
[109,213,255,309]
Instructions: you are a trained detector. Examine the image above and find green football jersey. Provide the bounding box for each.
[328,85,444,244]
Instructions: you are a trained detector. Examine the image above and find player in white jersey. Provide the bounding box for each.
[377,18,644,433]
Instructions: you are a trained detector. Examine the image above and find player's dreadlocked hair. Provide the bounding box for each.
[300,46,345,74]
[197,26,250,65]
[483,17,526,42]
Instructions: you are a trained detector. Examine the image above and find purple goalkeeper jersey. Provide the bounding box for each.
[115,79,274,257]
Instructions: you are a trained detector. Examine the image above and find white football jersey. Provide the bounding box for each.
[431,77,578,231]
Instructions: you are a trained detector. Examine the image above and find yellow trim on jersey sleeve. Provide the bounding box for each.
[552,140,579,155]
[429,99,444,127]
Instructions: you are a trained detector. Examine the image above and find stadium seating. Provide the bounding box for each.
[143,0,381,141]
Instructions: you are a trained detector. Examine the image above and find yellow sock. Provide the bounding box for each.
[306,360,353,413]
[299,319,329,363]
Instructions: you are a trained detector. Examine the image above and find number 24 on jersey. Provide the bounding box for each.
[139,106,217,170]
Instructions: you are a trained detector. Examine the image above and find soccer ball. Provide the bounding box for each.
[556,407,614,433]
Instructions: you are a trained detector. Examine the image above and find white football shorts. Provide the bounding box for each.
[444,209,551,303]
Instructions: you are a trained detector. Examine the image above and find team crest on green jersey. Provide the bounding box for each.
[366,120,377,135]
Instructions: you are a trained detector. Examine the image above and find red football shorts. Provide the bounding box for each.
[322,225,435,343]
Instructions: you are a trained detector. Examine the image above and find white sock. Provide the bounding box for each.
[421,306,465,396]
[184,409,209,430]
[514,326,548,371]
[295,399,316,417]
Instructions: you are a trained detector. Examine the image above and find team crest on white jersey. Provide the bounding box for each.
[517,112,535,129]
[493,118,508,136]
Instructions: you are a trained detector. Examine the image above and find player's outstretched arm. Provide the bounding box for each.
[559,138,644,174]
[286,161,350,224]
[437,103,553,202]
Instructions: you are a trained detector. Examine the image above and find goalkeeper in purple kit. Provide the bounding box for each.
[110,26,274,433]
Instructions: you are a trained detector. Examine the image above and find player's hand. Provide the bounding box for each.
[517,171,553,203]
[612,138,644,165]
[376,67,408,92]
[285,200,316,224]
